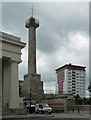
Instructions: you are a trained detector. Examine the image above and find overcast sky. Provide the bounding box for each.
[1,1,89,95]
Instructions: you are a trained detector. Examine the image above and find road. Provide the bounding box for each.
[1,111,90,120]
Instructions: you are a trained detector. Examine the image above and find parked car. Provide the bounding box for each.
[26,105,35,114]
[35,103,52,114]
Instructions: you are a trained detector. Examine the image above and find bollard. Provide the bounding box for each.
[72,108,74,113]
[78,108,80,113]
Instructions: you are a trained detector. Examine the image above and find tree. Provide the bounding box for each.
[74,95,91,105]
[74,94,83,105]
[89,97,91,104]
[83,97,89,105]
[88,84,91,93]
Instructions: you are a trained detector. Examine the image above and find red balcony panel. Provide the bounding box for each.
[72,80,75,82]
[72,86,76,88]
[72,89,76,91]
[72,83,75,85]
[72,72,75,73]
[72,74,75,76]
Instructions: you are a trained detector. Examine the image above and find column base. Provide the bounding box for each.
[2,108,27,116]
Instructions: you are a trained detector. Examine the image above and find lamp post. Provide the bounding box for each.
[30,89,32,113]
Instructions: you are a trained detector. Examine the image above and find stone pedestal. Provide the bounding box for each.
[22,73,44,103]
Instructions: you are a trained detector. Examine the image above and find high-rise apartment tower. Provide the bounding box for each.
[56,63,86,98]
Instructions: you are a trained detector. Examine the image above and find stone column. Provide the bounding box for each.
[25,17,39,75]
[0,58,2,117]
[28,27,36,74]
[9,61,19,108]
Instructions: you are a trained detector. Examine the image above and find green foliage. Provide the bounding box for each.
[89,97,91,104]
[74,94,91,105]
[83,97,89,104]
[74,94,83,105]
[88,84,91,93]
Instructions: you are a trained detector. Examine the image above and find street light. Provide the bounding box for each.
[30,89,32,113]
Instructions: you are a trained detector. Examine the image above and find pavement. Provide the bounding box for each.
[1,111,90,120]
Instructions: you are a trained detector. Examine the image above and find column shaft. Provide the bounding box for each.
[0,58,2,116]
[9,61,19,108]
[28,27,36,74]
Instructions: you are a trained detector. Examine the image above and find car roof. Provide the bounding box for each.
[26,105,35,107]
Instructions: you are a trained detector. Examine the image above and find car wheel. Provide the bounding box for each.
[36,110,39,114]
[41,110,44,114]
[49,112,51,114]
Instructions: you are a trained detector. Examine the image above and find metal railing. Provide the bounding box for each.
[26,16,39,25]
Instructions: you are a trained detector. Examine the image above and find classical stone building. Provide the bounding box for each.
[21,16,44,103]
[0,32,26,109]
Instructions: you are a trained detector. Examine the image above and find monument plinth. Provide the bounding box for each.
[21,16,44,103]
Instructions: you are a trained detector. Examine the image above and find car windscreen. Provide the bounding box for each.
[42,104,49,107]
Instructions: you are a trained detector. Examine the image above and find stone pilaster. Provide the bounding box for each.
[9,61,19,108]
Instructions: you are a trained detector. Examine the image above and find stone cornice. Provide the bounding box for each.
[0,32,26,49]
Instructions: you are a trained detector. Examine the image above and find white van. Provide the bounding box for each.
[35,103,52,114]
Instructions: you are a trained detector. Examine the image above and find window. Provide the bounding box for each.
[68,72,71,74]
[76,76,79,78]
[68,81,71,83]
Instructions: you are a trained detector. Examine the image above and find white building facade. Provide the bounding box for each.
[56,63,86,98]
[0,32,26,109]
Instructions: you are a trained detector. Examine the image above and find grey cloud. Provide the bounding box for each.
[35,2,88,33]
[1,2,89,94]
[36,3,88,54]
[2,2,30,42]
[2,2,89,55]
